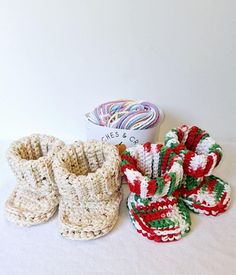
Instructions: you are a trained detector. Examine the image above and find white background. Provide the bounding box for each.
[0,2,236,275]
[0,0,235,142]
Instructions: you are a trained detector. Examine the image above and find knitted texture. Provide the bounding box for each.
[53,140,122,240]
[180,175,231,216]
[121,142,191,242]
[5,134,64,226]
[165,125,222,178]
[164,125,231,216]
[128,194,191,242]
[121,143,183,198]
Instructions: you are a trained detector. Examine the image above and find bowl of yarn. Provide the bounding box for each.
[85,99,164,154]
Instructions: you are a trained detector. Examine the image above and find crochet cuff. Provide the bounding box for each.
[164,125,222,178]
[120,142,183,199]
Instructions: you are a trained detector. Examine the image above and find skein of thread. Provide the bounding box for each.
[87,100,161,130]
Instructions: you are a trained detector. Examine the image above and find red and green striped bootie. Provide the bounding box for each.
[121,143,191,242]
[164,125,231,216]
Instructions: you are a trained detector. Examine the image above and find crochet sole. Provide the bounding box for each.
[59,214,119,240]
[5,205,58,226]
[183,198,231,216]
[128,210,190,243]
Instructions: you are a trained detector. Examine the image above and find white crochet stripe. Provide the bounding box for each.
[165,130,178,140]
[165,139,177,148]
[181,125,190,143]
[188,191,216,206]
[196,136,217,155]
[223,183,231,205]
[124,169,142,185]
[126,147,138,159]
[189,154,207,171]
[144,148,153,178]
[151,144,160,178]
[140,177,150,198]
[169,159,183,187]
[161,176,171,197]
[137,145,145,173]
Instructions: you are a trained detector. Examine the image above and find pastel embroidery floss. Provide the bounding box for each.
[87,100,161,130]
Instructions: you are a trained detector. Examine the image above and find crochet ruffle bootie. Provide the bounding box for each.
[53,141,122,240]
[5,134,64,226]
[121,142,191,242]
[164,125,231,216]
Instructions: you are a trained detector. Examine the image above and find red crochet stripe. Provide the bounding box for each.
[121,164,136,174]
[190,192,228,212]
[121,154,137,166]
[140,209,171,222]
[177,128,184,143]
[156,144,163,153]
[203,155,214,176]
[191,130,206,151]
[214,151,222,165]
[147,179,157,197]
[129,179,141,195]
[167,155,176,171]
[131,210,155,235]
[132,211,181,242]
[144,142,151,152]
[136,197,177,212]
[137,230,181,243]
[179,178,205,196]
[163,173,171,186]
[207,177,217,193]
[185,126,198,149]
[183,151,195,174]
[161,148,173,174]
[184,150,211,178]
[174,144,186,154]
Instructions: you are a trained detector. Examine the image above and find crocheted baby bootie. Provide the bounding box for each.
[180,175,231,216]
[121,142,191,242]
[5,134,64,226]
[53,141,122,240]
[164,125,231,216]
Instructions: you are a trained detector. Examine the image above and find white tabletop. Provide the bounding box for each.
[0,141,235,275]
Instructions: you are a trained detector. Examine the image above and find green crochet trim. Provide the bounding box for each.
[209,143,222,158]
[148,218,176,229]
[183,196,201,206]
[134,194,151,206]
[167,172,176,196]
[178,199,191,227]
[157,146,166,177]
[167,152,176,166]
[120,159,129,167]
[195,128,202,137]
[214,180,225,202]
[122,150,131,156]
[200,177,210,193]
[155,177,165,196]
[185,176,199,190]
[199,133,210,144]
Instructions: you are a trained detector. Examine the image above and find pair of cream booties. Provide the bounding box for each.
[5,134,122,240]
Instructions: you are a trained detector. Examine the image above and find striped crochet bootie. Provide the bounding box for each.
[121,142,191,242]
[5,134,64,226]
[164,125,231,216]
[53,141,122,240]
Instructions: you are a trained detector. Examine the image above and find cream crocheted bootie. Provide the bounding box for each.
[5,134,64,226]
[53,141,122,240]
